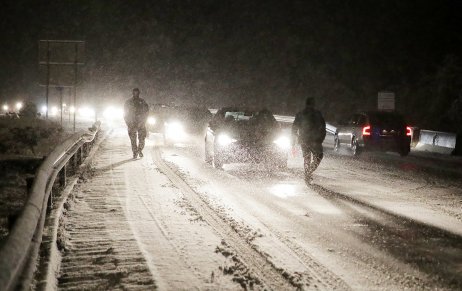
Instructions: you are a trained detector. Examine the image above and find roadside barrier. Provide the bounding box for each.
[416,129,457,154]
[0,122,101,291]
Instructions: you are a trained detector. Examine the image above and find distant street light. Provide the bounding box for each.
[2,104,8,111]
[51,106,59,116]
[41,105,48,113]
[16,102,23,111]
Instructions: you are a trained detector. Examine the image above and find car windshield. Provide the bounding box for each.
[369,112,405,128]
[224,111,254,121]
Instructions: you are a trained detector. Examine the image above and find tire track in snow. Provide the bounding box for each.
[152,147,345,290]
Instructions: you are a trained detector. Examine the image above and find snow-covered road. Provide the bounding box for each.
[58,127,462,290]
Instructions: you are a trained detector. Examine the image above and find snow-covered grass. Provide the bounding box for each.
[0,116,65,157]
[0,116,68,242]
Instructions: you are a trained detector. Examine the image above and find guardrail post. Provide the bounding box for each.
[59,166,67,187]
[83,143,88,158]
[8,215,17,231]
[47,193,53,214]
[26,176,35,194]
[72,152,79,171]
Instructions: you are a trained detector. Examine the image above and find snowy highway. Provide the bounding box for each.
[57,127,462,290]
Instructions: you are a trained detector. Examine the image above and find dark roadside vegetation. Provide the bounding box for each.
[0,102,64,242]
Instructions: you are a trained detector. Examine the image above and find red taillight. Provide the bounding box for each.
[406,126,412,136]
[362,125,371,136]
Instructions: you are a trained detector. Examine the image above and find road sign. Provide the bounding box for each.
[378,91,395,111]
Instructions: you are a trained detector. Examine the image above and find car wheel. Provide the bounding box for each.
[351,137,361,156]
[399,144,410,157]
[212,145,224,169]
[334,135,340,152]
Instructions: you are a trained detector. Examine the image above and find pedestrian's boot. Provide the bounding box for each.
[305,175,313,186]
[137,146,144,158]
[304,170,314,186]
[133,152,138,159]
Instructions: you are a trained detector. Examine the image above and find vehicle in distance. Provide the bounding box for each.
[334,111,411,156]
[148,104,211,144]
[205,107,290,169]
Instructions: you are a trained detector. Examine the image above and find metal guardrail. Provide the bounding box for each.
[0,122,101,291]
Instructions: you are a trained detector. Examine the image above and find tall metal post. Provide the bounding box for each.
[68,87,72,123]
[45,41,50,119]
[73,43,78,132]
[58,86,63,125]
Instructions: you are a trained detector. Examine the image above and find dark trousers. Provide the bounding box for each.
[301,143,323,179]
[128,125,147,154]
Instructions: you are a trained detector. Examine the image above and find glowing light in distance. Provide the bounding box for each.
[165,121,186,141]
[69,106,75,113]
[50,106,59,116]
[2,104,8,111]
[78,106,95,118]
[103,106,123,120]
[147,117,156,125]
[41,105,47,112]
[16,102,23,110]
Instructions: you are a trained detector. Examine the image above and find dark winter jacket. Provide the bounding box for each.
[124,97,149,127]
[292,107,326,144]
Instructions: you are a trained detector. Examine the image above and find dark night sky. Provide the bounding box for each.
[1,0,461,128]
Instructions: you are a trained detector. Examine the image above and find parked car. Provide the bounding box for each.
[205,107,290,168]
[334,111,411,156]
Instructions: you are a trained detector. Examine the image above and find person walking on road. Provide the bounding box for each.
[124,88,149,159]
[292,97,326,184]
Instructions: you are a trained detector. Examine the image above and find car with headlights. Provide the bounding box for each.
[334,111,411,156]
[204,107,290,169]
[148,104,212,144]
[147,103,169,133]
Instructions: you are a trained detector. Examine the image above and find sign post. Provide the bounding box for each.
[39,40,85,131]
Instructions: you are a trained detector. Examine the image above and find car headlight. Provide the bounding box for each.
[217,133,237,146]
[273,136,291,150]
[103,106,123,121]
[165,121,186,140]
[147,116,156,125]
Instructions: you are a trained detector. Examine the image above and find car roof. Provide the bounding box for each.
[363,111,404,116]
[217,107,272,113]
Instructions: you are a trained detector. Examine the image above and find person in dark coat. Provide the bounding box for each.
[292,97,326,184]
[124,88,149,159]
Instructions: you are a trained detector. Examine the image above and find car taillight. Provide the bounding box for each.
[362,125,371,136]
[406,126,412,136]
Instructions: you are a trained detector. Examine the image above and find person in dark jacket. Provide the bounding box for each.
[124,88,149,159]
[292,97,326,184]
